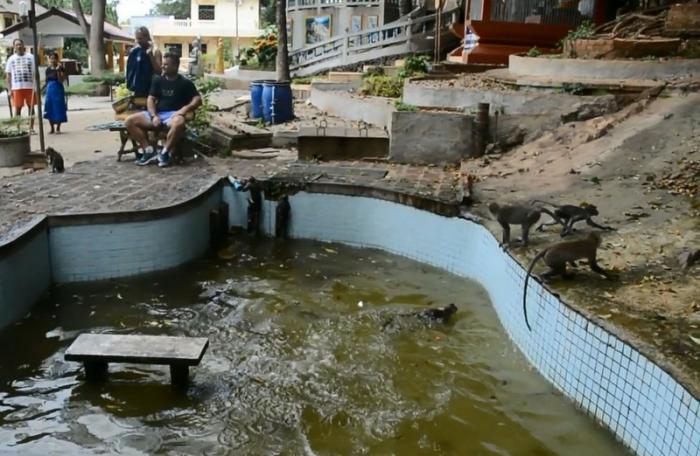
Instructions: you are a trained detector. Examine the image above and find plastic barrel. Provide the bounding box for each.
[263,81,294,124]
[250,80,270,119]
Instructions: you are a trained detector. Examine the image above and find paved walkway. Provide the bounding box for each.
[0,153,461,244]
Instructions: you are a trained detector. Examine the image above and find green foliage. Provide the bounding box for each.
[394,100,418,111]
[114,83,131,99]
[190,77,223,136]
[63,37,89,67]
[0,117,30,137]
[65,81,100,96]
[397,54,429,79]
[83,73,125,85]
[38,0,119,24]
[527,46,542,57]
[362,66,385,78]
[561,82,586,95]
[561,20,596,45]
[149,0,191,19]
[240,26,277,70]
[360,75,403,98]
[259,0,276,28]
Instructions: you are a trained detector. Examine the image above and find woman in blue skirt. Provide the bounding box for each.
[43,52,67,134]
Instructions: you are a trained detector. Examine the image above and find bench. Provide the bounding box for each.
[111,96,195,162]
[64,333,209,387]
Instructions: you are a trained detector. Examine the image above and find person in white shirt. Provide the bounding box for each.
[5,39,36,131]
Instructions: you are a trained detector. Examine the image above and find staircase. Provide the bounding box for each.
[289,7,460,76]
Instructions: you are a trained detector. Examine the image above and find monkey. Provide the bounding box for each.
[275,195,290,239]
[242,177,262,234]
[381,303,458,332]
[489,202,563,247]
[532,200,616,236]
[45,147,65,173]
[522,231,615,331]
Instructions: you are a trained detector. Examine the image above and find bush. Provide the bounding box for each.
[240,25,277,69]
[398,54,429,79]
[66,81,101,96]
[83,73,125,85]
[527,46,542,57]
[360,75,403,98]
[394,100,418,111]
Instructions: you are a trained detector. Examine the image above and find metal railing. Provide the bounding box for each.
[289,7,458,74]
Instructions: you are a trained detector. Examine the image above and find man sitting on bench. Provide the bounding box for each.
[125,52,201,167]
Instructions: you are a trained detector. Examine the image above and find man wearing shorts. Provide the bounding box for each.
[125,52,201,167]
[5,39,36,132]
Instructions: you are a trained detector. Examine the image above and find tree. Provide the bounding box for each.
[275,0,289,81]
[150,0,190,19]
[38,0,118,24]
[71,0,107,75]
[259,0,276,28]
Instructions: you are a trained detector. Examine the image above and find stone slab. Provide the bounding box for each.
[389,110,472,164]
[64,333,209,366]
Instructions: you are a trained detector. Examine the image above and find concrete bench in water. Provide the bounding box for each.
[64,334,209,387]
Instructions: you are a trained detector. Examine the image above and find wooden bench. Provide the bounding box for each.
[111,96,195,161]
[64,333,209,387]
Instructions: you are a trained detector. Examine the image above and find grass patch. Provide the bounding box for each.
[66,82,100,96]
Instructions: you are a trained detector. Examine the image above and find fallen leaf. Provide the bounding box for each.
[690,335,700,346]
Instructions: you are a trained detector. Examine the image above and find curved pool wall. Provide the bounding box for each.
[1,182,698,456]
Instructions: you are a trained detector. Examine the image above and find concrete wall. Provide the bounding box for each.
[403,79,585,115]
[389,110,471,164]
[0,222,51,329]
[309,85,394,128]
[214,68,277,90]
[509,54,700,80]
[49,191,220,283]
[287,5,383,51]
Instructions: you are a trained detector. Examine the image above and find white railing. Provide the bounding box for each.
[288,0,380,10]
[289,7,458,74]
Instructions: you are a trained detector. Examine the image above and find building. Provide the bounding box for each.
[1,6,133,71]
[146,0,262,68]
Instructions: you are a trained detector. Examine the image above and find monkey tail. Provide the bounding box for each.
[538,207,565,227]
[531,199,557,208]
[523,248,547,332]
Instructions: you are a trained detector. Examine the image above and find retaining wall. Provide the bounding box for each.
[309,84,395,128]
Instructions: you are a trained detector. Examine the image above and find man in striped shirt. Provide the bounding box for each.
[5,39,36,132]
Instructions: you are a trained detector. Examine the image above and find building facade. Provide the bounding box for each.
[146,0,262,69]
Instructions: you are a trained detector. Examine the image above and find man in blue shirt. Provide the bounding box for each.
[125,53,201,167]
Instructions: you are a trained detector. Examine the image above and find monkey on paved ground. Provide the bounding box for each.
[489,202,563,247]
[522,232,616,331]
[242,177,262,234]
[45,147,64,173]
[275,195,290,239]
[533,200,616,236]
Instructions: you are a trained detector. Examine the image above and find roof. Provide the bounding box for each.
[0,7,132,43]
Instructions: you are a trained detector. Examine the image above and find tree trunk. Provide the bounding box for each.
[275,0,290,82]
[88,0,107,75]
[73,0,107,75]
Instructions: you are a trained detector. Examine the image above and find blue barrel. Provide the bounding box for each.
[262,81,294,124]
[250,80,270,119]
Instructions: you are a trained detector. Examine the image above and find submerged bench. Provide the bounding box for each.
[64,333,209,387]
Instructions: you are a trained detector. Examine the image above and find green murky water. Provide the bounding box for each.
[0,237,628,455]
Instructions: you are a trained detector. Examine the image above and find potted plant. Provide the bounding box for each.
[0,117,31,167]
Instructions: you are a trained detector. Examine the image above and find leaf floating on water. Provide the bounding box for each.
[116,293,123,300]
[603,292,614,299]
[690,335,700,346]
[599,314,612,319]
[323,248,337,254]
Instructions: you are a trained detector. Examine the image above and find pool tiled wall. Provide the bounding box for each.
[0,226,50,328]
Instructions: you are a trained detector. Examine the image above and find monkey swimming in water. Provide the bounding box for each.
[275,195,290,239]
[489,202,563,247]
[381,303,458,332]
[532,200,616,237]
[45,147,64,173]
[522,231,615,331]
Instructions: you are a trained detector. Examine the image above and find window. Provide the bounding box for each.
[4,15,14,28]
[198,5,215,20]
[188,43,208,54]
[164,43,182,57]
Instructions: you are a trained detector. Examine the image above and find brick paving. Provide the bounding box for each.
[0,153,461,245]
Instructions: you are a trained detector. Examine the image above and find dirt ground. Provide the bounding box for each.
[464,90,700,394]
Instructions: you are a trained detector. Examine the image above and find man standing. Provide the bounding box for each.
[125,53,201,168]
[5,39,36,132]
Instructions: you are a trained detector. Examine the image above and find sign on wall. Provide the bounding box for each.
[305,15,332,44]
